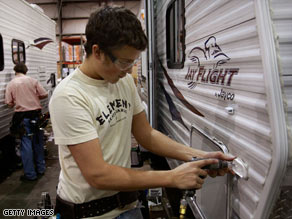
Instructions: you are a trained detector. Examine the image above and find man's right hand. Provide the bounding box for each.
[169,158,218,189]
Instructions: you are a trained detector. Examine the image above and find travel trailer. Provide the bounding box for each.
[0,0,57,141]
[0,0,57,178]
[139,0,292,218]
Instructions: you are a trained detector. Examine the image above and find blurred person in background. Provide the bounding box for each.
[5,62,48,181]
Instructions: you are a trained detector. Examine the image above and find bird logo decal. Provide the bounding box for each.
[26,37,53,50]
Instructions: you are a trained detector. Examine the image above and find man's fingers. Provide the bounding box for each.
[190,158,218,168]
[212,152,236,161]
[195,184,202,190]
[221,154,236,161]
[196,176,204,185]
[207,168,229,177]
[217,169,226,176]
[207,170,216,178]
[197,169,208,179]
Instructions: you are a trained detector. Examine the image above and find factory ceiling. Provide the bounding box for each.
[26,0,142,37]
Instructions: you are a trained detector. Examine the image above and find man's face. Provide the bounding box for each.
[96,45,141,84]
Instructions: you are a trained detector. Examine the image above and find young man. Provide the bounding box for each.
[49,6,234,219]
[5,62,47,181]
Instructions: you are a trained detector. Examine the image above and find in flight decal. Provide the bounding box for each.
[158,59,204,117]
[27,37,53,50]
[185,36,239,94]
[159,82,189,131]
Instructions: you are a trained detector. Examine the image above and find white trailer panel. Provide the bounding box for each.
[0,0,57,139]
[143,0,292,218]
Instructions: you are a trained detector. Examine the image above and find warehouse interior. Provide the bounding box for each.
[0,0,291,219]
[0,1,178,218]
[27,0,143,80]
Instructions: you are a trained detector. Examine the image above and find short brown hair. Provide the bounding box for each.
[14,62,28,74]
[84,6,147,56]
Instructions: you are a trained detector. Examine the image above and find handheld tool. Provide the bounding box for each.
[190,157,229,170]
[179,157,230,219]
[180,157,247,219]
[191,157,248,179]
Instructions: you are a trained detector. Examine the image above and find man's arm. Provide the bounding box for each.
[132,111,234,166]
[4,84,15,108]
[35,80,48,99]
[68,138,218,191]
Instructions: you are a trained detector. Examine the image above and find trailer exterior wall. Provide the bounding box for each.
[0,0,57,139]
[270,0,292,160]
[146,0,292,218]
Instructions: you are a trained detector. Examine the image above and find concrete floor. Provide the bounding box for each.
[0,139,59,219]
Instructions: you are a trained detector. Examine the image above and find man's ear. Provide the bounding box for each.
[92,44,102,60]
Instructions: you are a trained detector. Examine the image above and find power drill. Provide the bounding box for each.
[190,157,229,170]
[179,157,229,218]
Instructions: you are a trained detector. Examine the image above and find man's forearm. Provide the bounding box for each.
[138,128,206,162]
[88,159,212,191]
[68,137,224,192]
[89,163,172,191]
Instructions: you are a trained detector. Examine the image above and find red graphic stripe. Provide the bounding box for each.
[158,59,204,117]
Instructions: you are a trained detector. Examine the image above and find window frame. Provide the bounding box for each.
[166,0,185,69]
[0,34,4,71]
[11,39,26,64]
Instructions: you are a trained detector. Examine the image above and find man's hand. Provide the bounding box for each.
[169,158,219,190]
[201,151,236,177]
[6,103,14,108]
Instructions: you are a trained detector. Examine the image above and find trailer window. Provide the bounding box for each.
[12,39,26,64]
[0,34,3,71]
[166,0,185,69]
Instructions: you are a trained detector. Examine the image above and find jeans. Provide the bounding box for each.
[115,208,143,219]
[21,118,45,179]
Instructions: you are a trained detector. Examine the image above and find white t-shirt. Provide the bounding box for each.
[49,68,144,218]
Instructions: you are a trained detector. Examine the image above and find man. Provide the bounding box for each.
[49,6,234,219]
[5,62,48,181]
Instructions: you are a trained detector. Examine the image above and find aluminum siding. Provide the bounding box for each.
[0,0,57,139]
[270,0,292,160]
[154,0,284,218]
